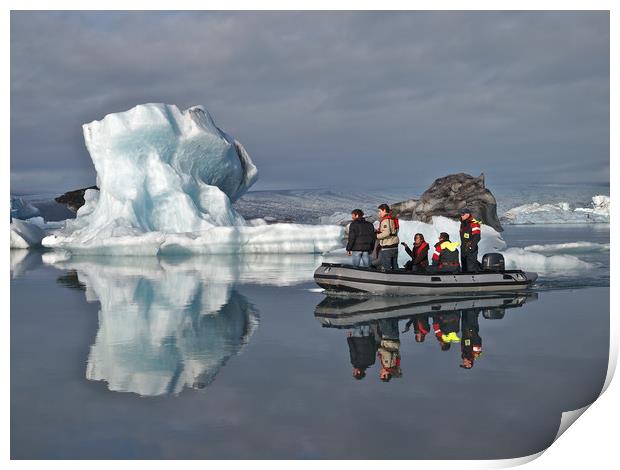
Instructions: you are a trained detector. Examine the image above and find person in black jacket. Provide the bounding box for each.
[346,209,376,267]
[347,325,378,380]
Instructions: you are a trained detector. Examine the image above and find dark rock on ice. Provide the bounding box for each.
[55,186,98,213]
[391,173,503,232]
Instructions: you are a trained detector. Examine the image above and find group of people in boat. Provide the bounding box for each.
[346,308,483,382]
[346,203,482,273]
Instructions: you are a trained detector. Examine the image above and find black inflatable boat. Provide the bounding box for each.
[314,254,537,295]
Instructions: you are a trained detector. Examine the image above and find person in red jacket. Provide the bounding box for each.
[401,233,429,272]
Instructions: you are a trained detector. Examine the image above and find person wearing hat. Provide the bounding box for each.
[459,208,482,272]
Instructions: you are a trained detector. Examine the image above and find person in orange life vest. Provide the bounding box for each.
[459,208,482,272]
[430,232,461,273]
[377,318,402,382]
[403,313,431,343]
[376,204,400,271]
[401,233,429,272]
[460,309,482,369]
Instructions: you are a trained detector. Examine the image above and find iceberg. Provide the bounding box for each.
[11,196,40,220]
[501,195,609,225]
[10,219,46,249]
[501,248,592,273]
[42,103,343,254]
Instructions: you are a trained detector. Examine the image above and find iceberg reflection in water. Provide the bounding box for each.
[45,253,328,397]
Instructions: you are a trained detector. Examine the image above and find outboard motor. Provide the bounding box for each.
[481,253,505,271]
[482,308,506,320]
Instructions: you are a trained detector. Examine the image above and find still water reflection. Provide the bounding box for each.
[44,250,542,396]
[43,253,329,396]
[316,293,537,380]
[10,250,609,459]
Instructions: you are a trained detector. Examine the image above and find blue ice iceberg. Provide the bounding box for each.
[42,103,343,254]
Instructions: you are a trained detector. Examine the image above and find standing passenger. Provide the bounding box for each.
[459,208,482,272]
[376,204,400,271]
[346,209,376,267]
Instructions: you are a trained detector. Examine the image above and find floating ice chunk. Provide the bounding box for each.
[45,104,256,247]
[501,195,609,225]
[10,196,40,220]
[501,248,592,273]
[10,219,45,248]
[43,103,344,254]
[44,223,344,255]
[523,242,610,254]
[574,194,610,217]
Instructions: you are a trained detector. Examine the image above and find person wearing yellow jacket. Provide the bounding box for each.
[431,232,461,273]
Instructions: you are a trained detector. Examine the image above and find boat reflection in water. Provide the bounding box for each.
[47,253,326,397]
[315,292,538,380]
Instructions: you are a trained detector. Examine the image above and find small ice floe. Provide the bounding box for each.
[10,196,40,220]
[10,219,46,249]
[501,248,592,273]
[501,195,609,225]
[522,242,609,254]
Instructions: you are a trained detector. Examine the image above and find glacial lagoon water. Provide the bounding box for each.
[10,225,609,459]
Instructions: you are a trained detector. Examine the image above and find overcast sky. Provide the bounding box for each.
[10,11,609,194]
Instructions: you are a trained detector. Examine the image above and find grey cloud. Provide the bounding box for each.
[10,11,609,193]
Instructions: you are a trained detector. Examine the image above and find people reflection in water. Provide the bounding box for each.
[432,312,461,351]
[347,325,379,380]
[377,319,402,382]
[460,310,483,369]
[402,314,430,343]
[343,309,485,379]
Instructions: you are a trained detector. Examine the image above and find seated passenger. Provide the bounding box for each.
[430,232,461,273]
[401,233,429,272]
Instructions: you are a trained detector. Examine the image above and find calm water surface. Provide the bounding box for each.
[11,226,609,459]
